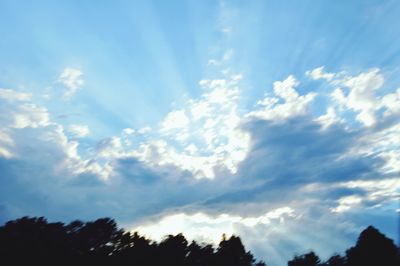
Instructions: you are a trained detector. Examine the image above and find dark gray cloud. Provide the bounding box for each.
[203,116,386,209]
[0,114,396,224]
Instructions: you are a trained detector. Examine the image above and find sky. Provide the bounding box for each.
[0,0,399,265]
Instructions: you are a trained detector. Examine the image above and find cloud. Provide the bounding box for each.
[332,178,399,212]
[306,66,335,81]
[338,68,384,126]
[149,73,249,178]
[68,124,90,138]
[58,68,84,99]
[0,89,112,202]
[246,75,316,121]
[380,88,400,116]
[307,67,400,127]
[122,128,135,135]
[161,109,190,132]
[331,195,363,213]
[0,88,31,102]
[96,136,123,158]
[0,66,399,266]
[315,106,343,130]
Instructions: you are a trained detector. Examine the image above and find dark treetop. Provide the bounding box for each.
[0,217,398,266]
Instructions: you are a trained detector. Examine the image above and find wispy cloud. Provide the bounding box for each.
[0,88,31,102]
[58,68,84,100]
[68,124,90,138]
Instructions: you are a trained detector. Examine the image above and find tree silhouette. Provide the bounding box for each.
[346,225,398,266]
[186,241,216,266]
[288,251,321,266]
[157,233,189,266]
[0,217,398,266]
[216,234,257,266]
[323,254,345,266]
[0,217,70,265]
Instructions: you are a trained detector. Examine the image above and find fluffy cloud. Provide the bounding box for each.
[139,73,250,178]
[307,66,400,127]
[315,107,343,130]
[0,89,115,220]
[247,75,316,121]
[161,110,190,131]
[381,88,400,116]
[58,68,84,99]
[338,69,384,126]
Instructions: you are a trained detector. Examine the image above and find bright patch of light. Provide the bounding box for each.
[132,207,296,244]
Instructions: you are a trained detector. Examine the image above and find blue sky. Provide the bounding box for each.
[0,0,399,265]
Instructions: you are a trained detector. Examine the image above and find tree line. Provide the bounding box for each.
[0,216,398,266]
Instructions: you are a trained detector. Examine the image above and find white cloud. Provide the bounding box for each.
[97,136,123,158]
[122,128,135,135]
[58,68,84,99]
[68,124,90,138]
[306,66,335,81]
[0,88,31,102]
[315,107,342,130]
[247,75,316,120]
[331,177,400,213]
[340,69,383,126]
[311,68,396,127]
[0,89,112,182]
[380,88,400,116]
[340,178,400,202]
[331,195,363,213]
[0,130,14,158]
[306,67,400,128]
[190,101,212,120]
[161,109,190,132]
[139,74,250,178]
[12,104,50,129]
[356,123,400,174]
[0,147,13,159]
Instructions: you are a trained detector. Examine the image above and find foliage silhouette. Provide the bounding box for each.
[0,216,265,266]
[0,216,398,266]
[288,225,399,266]
[345,226,398,266]
[322,254,346,266]
[288,251,321,266]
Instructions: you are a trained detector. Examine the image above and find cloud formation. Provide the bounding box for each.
[58,68,84,99]
[247,75,316,121]
[68,124,90,138]
[0,65,398,266]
